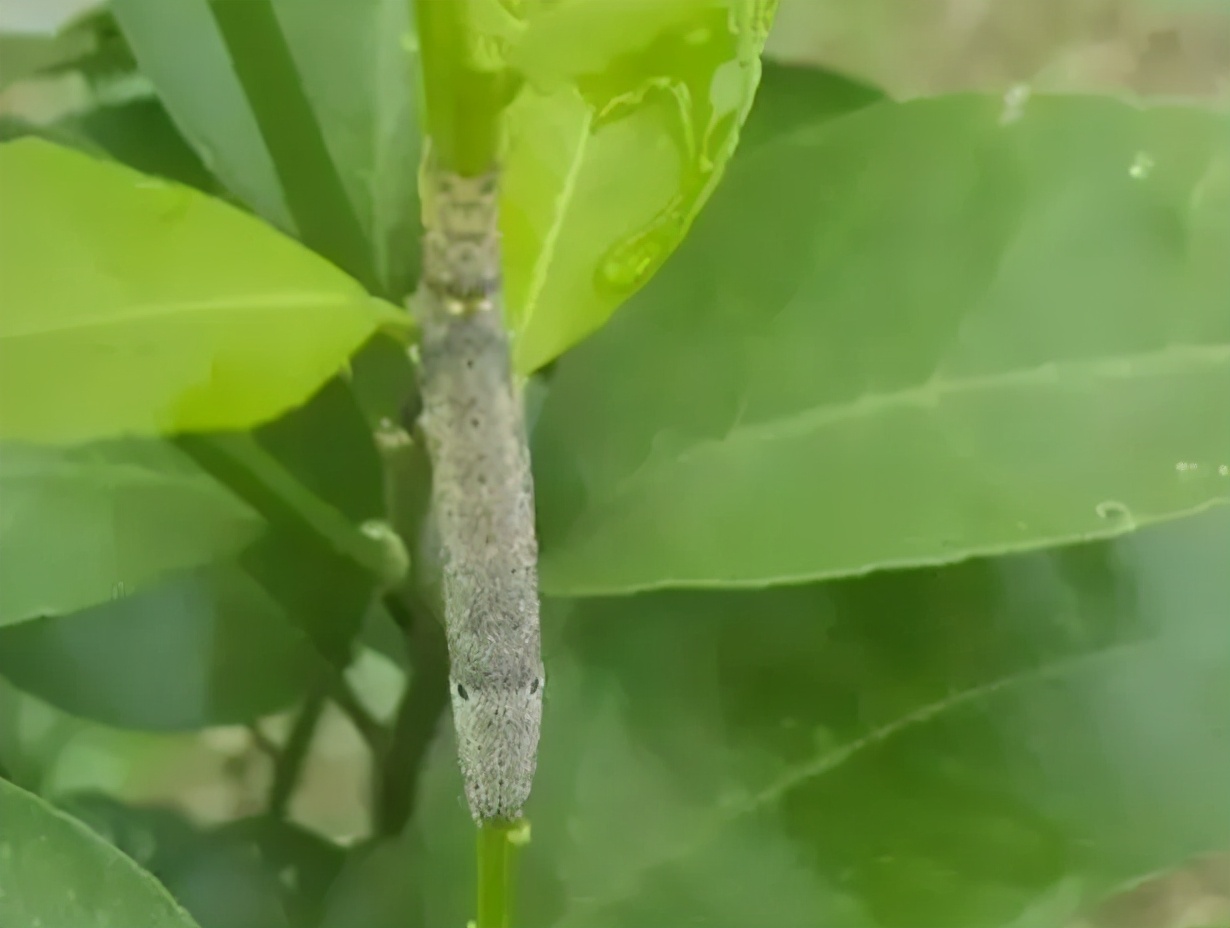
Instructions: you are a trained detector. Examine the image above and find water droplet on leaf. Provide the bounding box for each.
[999,84,1031,125]
[1095,500,1134,526]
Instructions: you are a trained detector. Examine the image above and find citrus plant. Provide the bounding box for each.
[1,1,1228,927]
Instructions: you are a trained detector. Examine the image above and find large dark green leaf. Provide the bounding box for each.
[0,778,200,928]
[60,96,219,192]
[737,57,884,153]
[0,535,318,730]
[534,93,1230,595]
[111,0,420,298]
[0,440,262,628]
[58,795,346,928]
[325,506,1230,927]
[0,138,403,445]
[0,381,393,723]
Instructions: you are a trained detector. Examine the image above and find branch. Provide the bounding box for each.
[267,685,327,819]
[373,590,450,837]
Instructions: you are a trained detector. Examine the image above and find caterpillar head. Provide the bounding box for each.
[449,667,544,821]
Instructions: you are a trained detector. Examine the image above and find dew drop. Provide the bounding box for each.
[507,819,533,846]
[597,236,664,293]
[1095,500,1133,524]
[1129,151,1155,180]
[999,84,1031,125]
[360,519,410,586]
[1220,464,1229,477]
[374,417,411,452]
[684,26,712,45]
[596,205,687,294]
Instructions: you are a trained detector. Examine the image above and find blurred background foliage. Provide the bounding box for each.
[1,1,1229,927]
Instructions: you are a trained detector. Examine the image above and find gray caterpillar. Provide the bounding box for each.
[411,163,543,822]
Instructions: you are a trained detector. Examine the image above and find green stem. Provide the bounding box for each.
[325,671,390,757]
[477,819,527,928]
[374,592,450,837]
[412,0,511,175]
[267,686,327,819]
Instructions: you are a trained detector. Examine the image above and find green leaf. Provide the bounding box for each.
[55,796,346,928]
[737,58,884,152]
[0,0,104,37]
[215,818,346,928]
[158,831,292,928]
[111,0,420,298]
[0,439,263,628]
[500,0,774,373]
[0,138,402,445]
[0,28,95,89]
[271,0,421,298]
[57,792,200,876]
[0,3,111,89]
[346,507,1230,927]
[317,840,425,928]
[0,536,318,730]
[0,777,200,928]
[59,96,219,192]
[177,378,390,663]
[108,0,294,232]
[205,0,374,290]
[533,93,1230,595]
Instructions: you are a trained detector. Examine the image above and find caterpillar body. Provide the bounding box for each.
[412,164,543,822]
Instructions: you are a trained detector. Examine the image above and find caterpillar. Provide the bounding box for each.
[411,160,543,822]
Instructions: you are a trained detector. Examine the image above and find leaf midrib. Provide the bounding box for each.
[517,102,594,339]
[608,341,1230,496]
[566,638,1152,923]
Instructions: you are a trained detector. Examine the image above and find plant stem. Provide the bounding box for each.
[267,686,327,819]
[247,722,280,761]
[412,0,510,175]
[477,819,528,928]
[324,671,389,757]
[374,592,450,836]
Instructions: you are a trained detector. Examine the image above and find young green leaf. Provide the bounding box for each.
[0,777,201,928]
[534,93,1230,595]
[0,138,402,444]
[0,439,263,628]
[499,0,775,373]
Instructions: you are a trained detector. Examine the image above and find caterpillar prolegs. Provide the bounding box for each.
[411,164,543,822]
